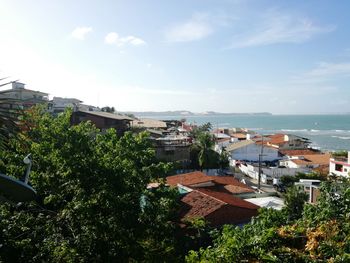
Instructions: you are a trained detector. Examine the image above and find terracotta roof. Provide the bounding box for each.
[180,190,224,218]
[226,140,255,152]
[291,154,331,166]
[279,149,321,156]
[166,171,254,195]
[179,189,258,226]
[266,134,286,145]
[196,189,259,210]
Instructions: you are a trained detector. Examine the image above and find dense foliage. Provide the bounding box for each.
[280,172,326,188]
[190,127,229,171]
[0,98,21,150]
[187,178,350,262]
[0,107,180,262]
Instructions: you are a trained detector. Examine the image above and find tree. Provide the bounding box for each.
[283,186,308,221]
[218,150,229,170]
[190,122,212,139]
[0,98,21,150]
[0,107,179,262]
[101,106,115,113]
[197,132,215,171]
[187,179,350,262]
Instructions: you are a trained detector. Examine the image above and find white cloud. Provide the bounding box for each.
[290,62,350,85]
[307,62,350,77]
[105,32,146,47]
[71,26,93,40]
[165,13,213,42]
[230,10,335,48]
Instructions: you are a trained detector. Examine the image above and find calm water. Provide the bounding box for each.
[144,114,350,151]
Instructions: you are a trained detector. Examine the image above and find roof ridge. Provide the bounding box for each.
[192,189,227,205]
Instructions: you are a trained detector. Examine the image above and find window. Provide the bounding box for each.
[335,164,343,172]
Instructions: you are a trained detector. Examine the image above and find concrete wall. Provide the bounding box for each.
[231,144,279,162]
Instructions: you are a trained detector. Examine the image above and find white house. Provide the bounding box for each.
[280,154,330,169]
[329,152,350,177]
[226,140,280,163]
[48,97,83,113]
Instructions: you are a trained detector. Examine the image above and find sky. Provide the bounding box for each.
[0,0,350,114]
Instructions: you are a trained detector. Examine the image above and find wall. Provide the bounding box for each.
[230,144,279,162]
[329,160,350,177]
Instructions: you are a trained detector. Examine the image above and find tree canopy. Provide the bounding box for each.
[0,107,180,262]
[187,178,350,262]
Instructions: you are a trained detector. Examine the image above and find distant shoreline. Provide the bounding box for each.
[121,111,350,117]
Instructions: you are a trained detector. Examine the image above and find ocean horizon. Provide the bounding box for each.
[139,114,350,151]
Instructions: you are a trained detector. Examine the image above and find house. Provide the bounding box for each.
[231,133,247,141]
[239,163,309,184]
[279,149,321,157]
[48,97,83,114]
[214,137,232,153]
[279,153,331,169]
[166,171,255,195]
[153,135,191,164]
[295,179,321,204]
[71,110,133,135]
[259,134,311,150]
[226,140,280,163]
[179,188,259,226]
[329,151,350,177]
[0,82,48,109]
[245,196,284,210]
[132,118,167,130]
[165,171,258,226]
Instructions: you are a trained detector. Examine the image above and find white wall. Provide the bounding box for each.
[329,160,350,177]
[230,144,279,162]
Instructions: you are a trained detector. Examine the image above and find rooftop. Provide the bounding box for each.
[279,149,321,156]
[179,189,259,226]
[76,110,134,121]
[225,140,255,152]
[167,171,254,194]
[291,153,331,166]
[132,118,167,129]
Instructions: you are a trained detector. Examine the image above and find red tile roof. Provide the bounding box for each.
[291,154,331,166]
[196,188,259,210]
[166,171,254,194]
[266,134,286,145]
[179,189,258,226]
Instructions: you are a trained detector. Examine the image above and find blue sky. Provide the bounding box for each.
[0,0,350,114]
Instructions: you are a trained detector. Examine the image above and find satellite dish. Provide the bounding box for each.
[0,173,36,202]
[0,154,37,203]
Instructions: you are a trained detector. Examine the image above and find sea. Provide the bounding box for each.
[142,114,350,151]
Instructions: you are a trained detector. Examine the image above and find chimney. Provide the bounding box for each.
[284,134,289,142]
[246,134,251,140]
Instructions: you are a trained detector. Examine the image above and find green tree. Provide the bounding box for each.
[197,132,215,171]
[187,179,350,262]
[101,106,115,113]
[0,98,21,150]
[283,186,308,221]
[0,107,179,262]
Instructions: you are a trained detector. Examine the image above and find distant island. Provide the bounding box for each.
[121,111,272,117]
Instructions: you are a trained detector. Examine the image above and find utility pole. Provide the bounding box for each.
[258,135,265,190]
